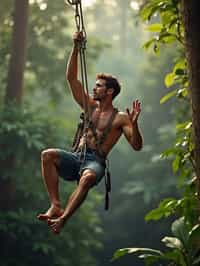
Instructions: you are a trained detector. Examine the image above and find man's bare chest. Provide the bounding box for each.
[91,109,118,132]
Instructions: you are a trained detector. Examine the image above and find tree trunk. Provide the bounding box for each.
[0,0,29,210]
[5,0,29,105]
[182,0,200,202]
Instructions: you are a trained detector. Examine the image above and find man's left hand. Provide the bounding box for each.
[126,100,141,124]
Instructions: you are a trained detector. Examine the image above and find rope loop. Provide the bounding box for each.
[75,13,81,31]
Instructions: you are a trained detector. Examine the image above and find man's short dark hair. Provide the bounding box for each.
[96,73,121,99]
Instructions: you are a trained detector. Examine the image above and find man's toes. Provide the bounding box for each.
[51,224,57,230]
[37,214,49,221]
[47,219,54,225]
[49,223,59,234]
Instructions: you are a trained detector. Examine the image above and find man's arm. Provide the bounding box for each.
[122,116,143,150]
[66,32,96,109]
[122,100,143,151]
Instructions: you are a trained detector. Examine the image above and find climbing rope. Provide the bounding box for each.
[66,0,91,158]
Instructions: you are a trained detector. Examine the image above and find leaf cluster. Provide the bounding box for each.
[141,0,183,53]
[0,104,102,266]
[113,217,200,265]
[113,0,199,264]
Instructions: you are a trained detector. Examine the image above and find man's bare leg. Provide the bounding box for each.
[37,149,63,220]
[48,170,96,234]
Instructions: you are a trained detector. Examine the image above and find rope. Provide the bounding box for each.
[66,0,91,157]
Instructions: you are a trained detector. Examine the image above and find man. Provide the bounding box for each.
[37,32,143,234]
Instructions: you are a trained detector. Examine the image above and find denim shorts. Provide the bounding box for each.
[56,149,106,185]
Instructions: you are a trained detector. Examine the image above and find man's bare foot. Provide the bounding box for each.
[37,205,64,221]
[47,216,66,234]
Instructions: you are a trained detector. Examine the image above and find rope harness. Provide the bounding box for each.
[66,0,116,210]
[71,108,118,210]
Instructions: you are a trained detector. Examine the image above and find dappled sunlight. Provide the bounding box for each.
[130,1,140,10]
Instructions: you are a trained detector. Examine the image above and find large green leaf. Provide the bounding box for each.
[172,155,181,173]
[143,38,155,50]
[163,250,187,266]
[142,255,160,266]
[145,198,177,221]
[164,72,176,87]
[173,59,186,73]
[140,4,159,21]
[162,236,183,250]
[176,121,192,131]
[159,32,177,44]
[160,89,177,104]
[146,23,162,32]
[112,247,163,261]
[112,248,130,260]
[171,217,189,247]
[140,254,164,266]
[161,147,180,158]
[161,11,176,25]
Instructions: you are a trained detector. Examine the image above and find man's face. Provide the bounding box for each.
[93,79,108,101]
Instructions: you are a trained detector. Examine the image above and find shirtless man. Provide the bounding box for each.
[37,32,143,234]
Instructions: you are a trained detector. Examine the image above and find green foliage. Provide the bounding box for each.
[141,0,183,49]
[0,0,105,107]
[114,0,199,265]
[112,247,163,261]
[145,197,178,220]
[0,104,67,181]
[160,58,188,104]
[161,121,194,183]
[0,104,102,266]
[0,1,109,265]
[0,208,102,266]
[145,193,198,224]
[113,217,200,266]
[140,0,197,222]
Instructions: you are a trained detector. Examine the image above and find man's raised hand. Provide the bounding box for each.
[126,99,141,124]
